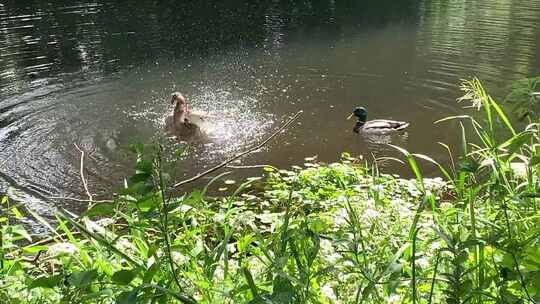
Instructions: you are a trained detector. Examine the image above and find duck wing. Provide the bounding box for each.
[186,109,217,125]
[364,119,409,131]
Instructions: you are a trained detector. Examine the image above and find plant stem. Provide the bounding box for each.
[502,201,533,302]
[411,227,420,304]
[156,148,184,293]
[428,251,440,304]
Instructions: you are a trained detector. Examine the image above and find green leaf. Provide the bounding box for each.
[7,261,23,276]
[388,144,424,192]
[11,206,22,219]
[29,275,63,289]
[242,266,259,299]
[129,143,144,155]
[11,225,32,242]
[57,208,140,267]
[434,115,471,124]
[135,159,153,174]
[460,121,468,155]
[270,275,294,303]
[306,215,329,233]
[237,234,254,253]
[499,131,532,158]
[412,153,452,181]
[143,262,160,284]
[80,289,114,301]
[529,156,540,167]
[457,158,479,173]
[129,173,152,184]
[263,166,274,172]
[490,96,516,135]
[68,270,98,287]
[137,194,160,212]
[112,269,137,285]
[531,271,540,291]
[525,246,540,265]
[86,202,116,217]
[307,233,321,263]
[247,297,272,304]
[22,245,49,253]
[116,289,139,304]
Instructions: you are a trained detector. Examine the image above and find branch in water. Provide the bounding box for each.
[173,110,303,188]
[73,143,93,201]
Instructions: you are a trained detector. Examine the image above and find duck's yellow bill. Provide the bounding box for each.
[347,113,354,120]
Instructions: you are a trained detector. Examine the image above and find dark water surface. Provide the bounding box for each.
[1,0,540,218]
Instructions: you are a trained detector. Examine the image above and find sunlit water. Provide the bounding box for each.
[1,0,539,223]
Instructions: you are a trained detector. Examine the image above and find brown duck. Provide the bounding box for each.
[166,92,212,138]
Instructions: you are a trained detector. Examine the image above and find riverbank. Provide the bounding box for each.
[2,79,540,303]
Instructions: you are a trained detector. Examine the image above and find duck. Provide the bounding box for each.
[347,107,409,133]
[165,92,212,138]
[170,92,214,125]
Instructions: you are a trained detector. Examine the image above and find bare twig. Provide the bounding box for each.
[26,232,80,247]
[225,164,275,169]
[173,110,303,188]
[73,143,93,201]
[31,250,44,263]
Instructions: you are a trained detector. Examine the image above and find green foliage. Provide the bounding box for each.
[1,78,540,303]
[504,76,540,120]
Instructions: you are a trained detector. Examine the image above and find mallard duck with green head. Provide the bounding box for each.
[347,107,409,133]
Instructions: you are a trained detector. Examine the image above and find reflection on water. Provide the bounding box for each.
[363,131,409,151]
[417,0,540,93]
[0,0,539,221]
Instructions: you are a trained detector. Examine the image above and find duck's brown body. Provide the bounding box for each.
[165,117,203,138]
[166,92,209,139]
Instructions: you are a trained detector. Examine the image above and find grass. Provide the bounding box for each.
[1,78,540,303]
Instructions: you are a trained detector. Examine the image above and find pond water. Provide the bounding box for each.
[1,0,540,218]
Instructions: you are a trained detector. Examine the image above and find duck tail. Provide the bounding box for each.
[396,122,410,130]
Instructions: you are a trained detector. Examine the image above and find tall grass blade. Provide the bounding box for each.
[388,144,424,193]
[412,153,452,182]
[490,96,516,135]
[57,208,140,267]
[434,115,471,124]
[26,206,62,239]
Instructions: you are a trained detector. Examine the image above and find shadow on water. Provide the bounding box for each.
[0,0,540,227]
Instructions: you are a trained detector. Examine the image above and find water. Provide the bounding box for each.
[1,0,539,218]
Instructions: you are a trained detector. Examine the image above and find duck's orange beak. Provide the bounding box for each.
[347,113,354,120]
